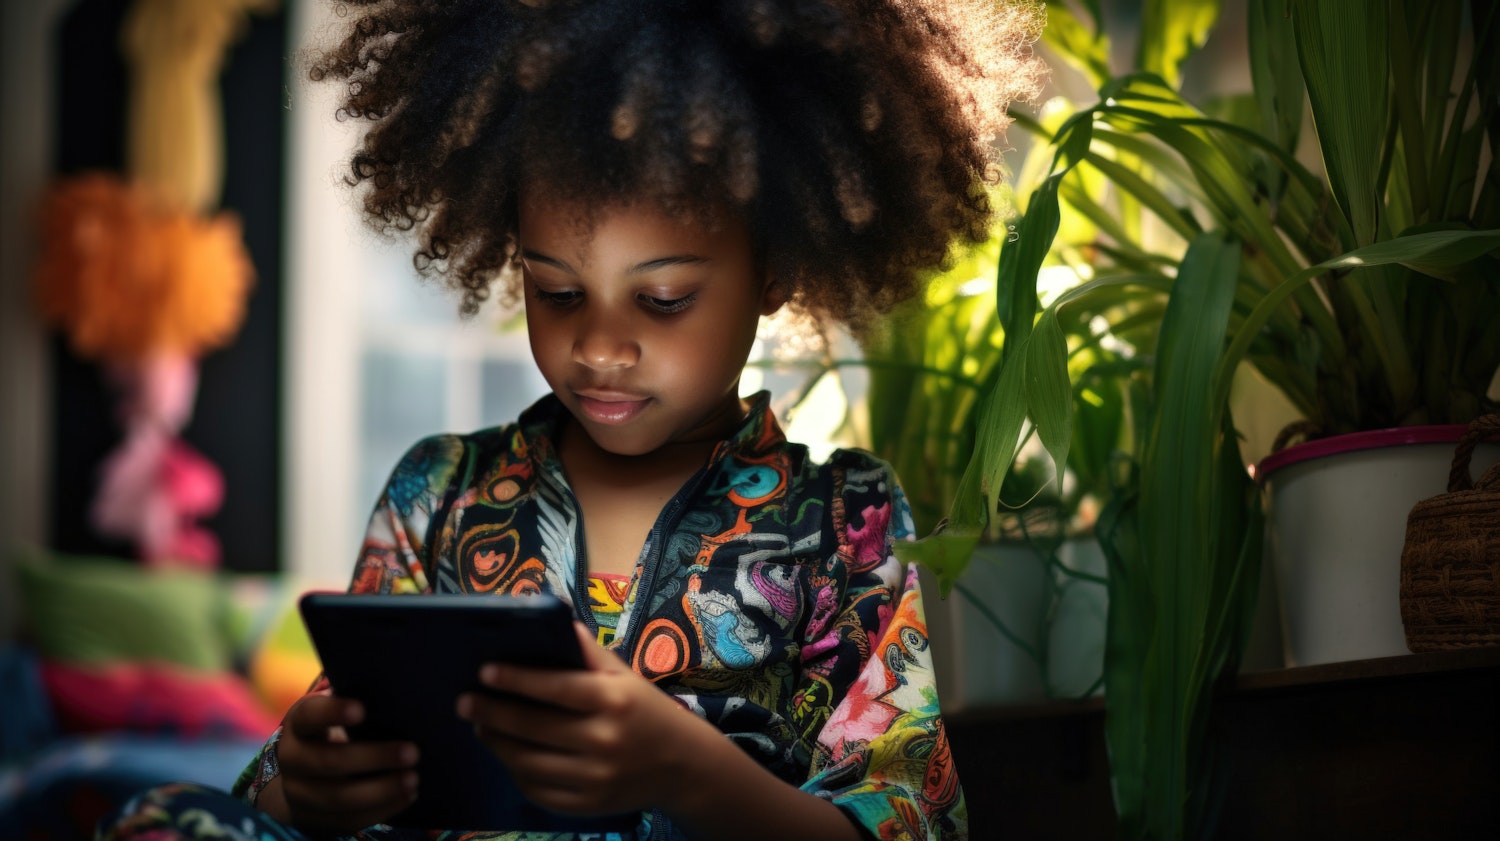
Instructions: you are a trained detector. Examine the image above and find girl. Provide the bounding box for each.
[102,1,1042,839]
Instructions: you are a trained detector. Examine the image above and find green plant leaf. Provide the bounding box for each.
[1094,79,1300,274]
[1422,0,1463,190]
[1076,0,1104,34]
[1057,179,1161,266]
[1292,0,1390,246]
[1377,228,1500,280]
[1215,228,1500,412]
[1084,152,1202,241]
[1138,0,1223,90]
[1096,486,1148,830]
[893,533,981,598]
[1181,425,1262,839]
[997,175,1061,358]
[1248,0,1305,166]
[1040,0,1112,89]
[1113,231,1243,840]
[1389,0,1432,221]
[1055,107,1098,172]
[1024,311,1074,509]
[1070,364,1130,491]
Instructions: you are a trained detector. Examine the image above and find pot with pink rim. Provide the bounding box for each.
[1257,426,1500,667]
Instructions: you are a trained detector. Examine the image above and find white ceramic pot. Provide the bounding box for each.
[919,538,1107,711]
[1258,426,1500,667]
[1044,539,1108,699]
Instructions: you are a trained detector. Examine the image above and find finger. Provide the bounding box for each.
[572,621,630,673]
[280,736,419,782]
[476,625,627,712]
[477,735,638,819]
[481,669,618,718]
[284,768,418,831]
[476,729,604,792]
[285,694,365,741]
[458,690,586,750]
[476,668,603,714]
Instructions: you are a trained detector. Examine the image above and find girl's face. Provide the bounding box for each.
[518,190,783,458]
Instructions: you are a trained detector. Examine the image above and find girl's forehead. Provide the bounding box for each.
[517,189,756,271]
[518,183,746,244]
[517,186,601,237]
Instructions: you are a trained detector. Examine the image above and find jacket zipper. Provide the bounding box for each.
[564,448,723,841]
[632,463,720,841]
[570,507,598,637]
[615,459,717,655]
[560,456,716,646]
[648,805,670,841]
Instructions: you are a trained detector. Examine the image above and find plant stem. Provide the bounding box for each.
[954,579,1042,665]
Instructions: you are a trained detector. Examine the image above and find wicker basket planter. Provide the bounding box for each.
[1400,415,1500,652]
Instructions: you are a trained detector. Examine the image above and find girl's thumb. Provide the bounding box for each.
[573,621,628,672]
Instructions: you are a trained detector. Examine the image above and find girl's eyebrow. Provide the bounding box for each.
[519,249,572,273]
[519,249,708,275]
[626,255,709,275]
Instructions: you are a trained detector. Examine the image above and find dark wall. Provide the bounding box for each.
[49,0,285,573]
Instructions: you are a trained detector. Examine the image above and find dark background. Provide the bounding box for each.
[48,0,286,573]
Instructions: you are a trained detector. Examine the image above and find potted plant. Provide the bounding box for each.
[762,225,1128,707]
[861,231,1128,706]
[899,0,1500,837]
[1231,0,1500,667]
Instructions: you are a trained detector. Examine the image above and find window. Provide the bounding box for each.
[284,6,550,582]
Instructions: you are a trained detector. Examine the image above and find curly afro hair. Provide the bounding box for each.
[309,0,1044,331]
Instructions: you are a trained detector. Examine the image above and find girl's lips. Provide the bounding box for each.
[576,394,650,425]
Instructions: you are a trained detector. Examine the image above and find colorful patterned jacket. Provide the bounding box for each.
[235,392,966,840]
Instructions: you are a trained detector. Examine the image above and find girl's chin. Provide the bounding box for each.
[569,419,664,459]
[574,422,721,463]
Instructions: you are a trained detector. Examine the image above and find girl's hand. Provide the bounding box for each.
[269,692,420,834]
[456,622,724,817]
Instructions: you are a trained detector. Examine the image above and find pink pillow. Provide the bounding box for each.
[40,660,280,741]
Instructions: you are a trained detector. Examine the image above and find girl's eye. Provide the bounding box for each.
[640,293,696,314]
[533,289,581,308]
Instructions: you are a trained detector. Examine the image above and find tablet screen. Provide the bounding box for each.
[298,592,638,833]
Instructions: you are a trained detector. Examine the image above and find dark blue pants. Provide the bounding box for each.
[96,782,639,840]
[97,783,312,840]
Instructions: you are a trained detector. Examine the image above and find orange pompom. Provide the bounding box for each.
[32,173,255,360]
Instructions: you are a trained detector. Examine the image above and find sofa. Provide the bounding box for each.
[0,550,324,840]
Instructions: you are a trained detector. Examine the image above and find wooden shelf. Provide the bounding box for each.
[947,646,1500,725]
[1235,644,1500,692]
[946,646,1500,840]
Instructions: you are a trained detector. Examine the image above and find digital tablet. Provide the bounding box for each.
[298,592,638,833]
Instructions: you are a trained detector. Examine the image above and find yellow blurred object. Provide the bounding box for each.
[249,645,322,718]
[122,0,279,214]
[33,174,255,360]
[246,593,323,717]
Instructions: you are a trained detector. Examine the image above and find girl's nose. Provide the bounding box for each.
[572,318,640,370]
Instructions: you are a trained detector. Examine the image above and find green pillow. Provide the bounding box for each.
[14,549,233,672]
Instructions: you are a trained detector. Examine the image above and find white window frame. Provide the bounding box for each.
[1,0,71,637]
